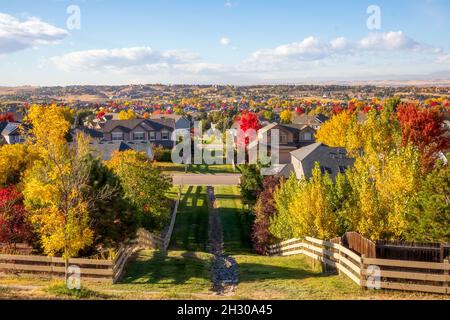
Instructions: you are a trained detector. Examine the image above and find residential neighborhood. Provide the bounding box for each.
[0,0,449,312]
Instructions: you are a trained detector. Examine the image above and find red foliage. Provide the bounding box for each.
[397,103,449,172]
[0,112,15,122]
[362,106,371,114]
[332,105,344,115]
[0,186,31,246]
[252,176,280,255]
[165,109,173,115]
[295,107,305,114]
[96,110,106,119]
[236,111,262,146]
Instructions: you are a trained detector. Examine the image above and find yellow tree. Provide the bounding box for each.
[118,109,137,120]
[280,110,292,124]
[23,105,112,279]
[0,144,37,186]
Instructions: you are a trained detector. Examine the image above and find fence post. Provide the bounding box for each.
[444,259,449,294]
[360,254,366,289]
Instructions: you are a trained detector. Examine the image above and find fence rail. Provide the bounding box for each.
[268,236,450,295]
[135,186,181,251]
[0,243,139,284]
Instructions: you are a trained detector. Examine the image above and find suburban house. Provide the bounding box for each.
[292,114,329,130]
[89,141,154,161]
[150,114,191,130]
[276,142,354,180]
[0,122,24,145]
[101,118,176,149]
[251,123,317,164]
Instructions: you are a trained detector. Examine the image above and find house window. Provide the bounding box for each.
[133,132,145,140]
[339,166,347,174]
[280,134,288,144]
[161,131,170,140]
[320,166,333,175]
[304,132,312,141]
[112,132,124,141]
[149,131,156,141]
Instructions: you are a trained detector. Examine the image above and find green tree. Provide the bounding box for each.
[406,158,450,242]
[239,164,263,208]
[107,150,171,231]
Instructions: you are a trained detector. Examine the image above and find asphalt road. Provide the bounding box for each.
[172,173,241,186]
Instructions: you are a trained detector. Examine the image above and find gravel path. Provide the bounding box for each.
[206,187,239,295]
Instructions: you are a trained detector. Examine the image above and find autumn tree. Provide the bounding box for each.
[0,186,31,249]
[236,111,262,146]
[280,110,292,124]
[23,105,113,279]
[107,150,171,230]
[397,103,449,172]
[118,109,137,120]
[252,176,280,254]
[0,144,36,186]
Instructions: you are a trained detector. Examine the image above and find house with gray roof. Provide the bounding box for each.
[101,118,176,149]
[288,142,355,180]
[1,122,24,145]
[274,142,354,180]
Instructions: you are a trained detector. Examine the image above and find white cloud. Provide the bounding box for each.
[244,31,441,71]
[436,54,450,64]
[0,12,69,54]
[220,37,232,46]
[51,46,199,72]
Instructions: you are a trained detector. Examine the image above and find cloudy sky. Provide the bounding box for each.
[1,0,450,86]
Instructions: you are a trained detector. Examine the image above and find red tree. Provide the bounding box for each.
[252,176,280,255]
[236,111,262,146]
[0,112,15,122]
[397,103,449,172]
[96,110,106,119]
[0,186,31,248]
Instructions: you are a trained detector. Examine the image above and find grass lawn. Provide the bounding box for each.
[116,250,213,294]
[156,162,236,174]
[233,254,447,300]
[169,186,210,252]
[214,186,253,255]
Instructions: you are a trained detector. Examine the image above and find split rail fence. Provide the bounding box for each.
[0,188,182,284]
[268,237,450,295]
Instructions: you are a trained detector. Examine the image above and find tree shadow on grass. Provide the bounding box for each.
[169,186,209,252]
[238,259,332,283]
[120,251,211,286]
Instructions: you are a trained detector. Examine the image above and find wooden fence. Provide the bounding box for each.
[135,186,181,251]
[0,188,182,284]
[268,237,450,295]
[0,244,138,284]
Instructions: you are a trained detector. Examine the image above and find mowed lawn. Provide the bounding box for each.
[232,254,446,300]
[214,186,253,255]
[169,186,210,252]
[156,162,236,174]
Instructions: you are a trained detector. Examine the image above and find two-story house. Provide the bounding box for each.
[101,118,175,149]
[251,123,317,164]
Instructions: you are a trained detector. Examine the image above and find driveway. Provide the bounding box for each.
[172,173,241,186]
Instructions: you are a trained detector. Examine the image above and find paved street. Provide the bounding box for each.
[172,174,241,186]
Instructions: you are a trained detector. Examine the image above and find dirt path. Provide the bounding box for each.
[206,187,239,295]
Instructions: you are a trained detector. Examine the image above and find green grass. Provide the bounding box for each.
[156,162,236,174]
[215,186,253,255]
[233,254,434,300]
[169,186,210,252]
[45,281,105,299]
[117,250,213,294]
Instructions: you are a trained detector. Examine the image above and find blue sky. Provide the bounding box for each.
[1,0,450,85]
